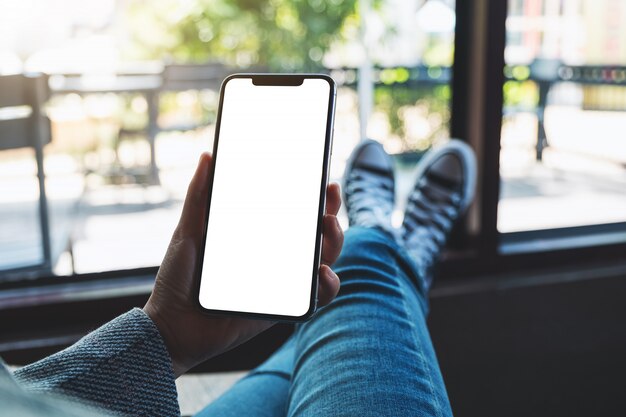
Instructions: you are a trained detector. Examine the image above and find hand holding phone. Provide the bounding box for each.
[197,74,337,320]
[143,153,343,377]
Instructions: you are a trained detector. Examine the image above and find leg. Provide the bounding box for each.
[194,337,295,417]
[199,139,475,417]
[286,227,451,417]
[287,139,475,417]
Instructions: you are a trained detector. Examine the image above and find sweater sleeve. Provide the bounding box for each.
[13,308,180,417]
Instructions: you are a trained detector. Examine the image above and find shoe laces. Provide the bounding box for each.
[403,176,462,275]
[345,169,394,227]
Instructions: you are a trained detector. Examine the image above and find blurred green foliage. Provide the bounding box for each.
[124,0,358,70]
[122,0,453,152]
[375,84,450,151]
[503,80,539,108]
[502,65,539,108]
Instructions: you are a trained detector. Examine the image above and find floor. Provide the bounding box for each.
[176,371,247,416]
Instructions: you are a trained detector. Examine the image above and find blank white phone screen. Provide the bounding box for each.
[198,77,332,317]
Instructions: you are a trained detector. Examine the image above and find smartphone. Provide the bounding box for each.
[196,73,336,321]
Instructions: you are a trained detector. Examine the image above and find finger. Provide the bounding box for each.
[317,264,340,306]
[177,153,213,238]
[321,214,343,265]
[325,182,341,216]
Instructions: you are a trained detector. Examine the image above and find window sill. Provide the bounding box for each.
[500,223,626,254]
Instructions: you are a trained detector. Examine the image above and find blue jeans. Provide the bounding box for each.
[196,227,453,417]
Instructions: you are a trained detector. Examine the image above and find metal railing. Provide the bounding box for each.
[333,60,626,160]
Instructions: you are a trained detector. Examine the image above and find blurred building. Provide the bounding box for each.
[506,0,626,65]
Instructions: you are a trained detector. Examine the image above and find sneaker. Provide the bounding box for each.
[401,139,477,290]
[343,139,396,236]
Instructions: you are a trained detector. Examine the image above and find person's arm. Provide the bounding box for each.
[11,152,343,415]
[14,308,180,417]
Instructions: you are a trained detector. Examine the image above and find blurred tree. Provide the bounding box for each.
[121,0,451,153]
[375,83,450,153]
[123,0,358,70]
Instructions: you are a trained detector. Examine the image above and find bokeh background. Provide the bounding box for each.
[1,0,626,278]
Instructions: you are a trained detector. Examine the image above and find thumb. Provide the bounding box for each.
[176,153,213,240]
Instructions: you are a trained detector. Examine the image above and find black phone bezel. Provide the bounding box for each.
[194,73,337,322]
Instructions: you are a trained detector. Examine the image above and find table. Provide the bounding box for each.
[50,73,164,184]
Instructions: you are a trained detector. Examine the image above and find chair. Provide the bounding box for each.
[161,63,229,93]
[0,74,53,277]
[157,63,231,131]
[114,63,232,185]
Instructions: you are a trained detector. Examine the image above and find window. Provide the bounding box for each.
[499,0,626,234]
[5,0,623,293]
[0,0,456,281]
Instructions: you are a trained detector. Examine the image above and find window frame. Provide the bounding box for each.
[449,0,626,280]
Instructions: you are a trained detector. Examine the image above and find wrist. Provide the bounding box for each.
[143,302,188,377]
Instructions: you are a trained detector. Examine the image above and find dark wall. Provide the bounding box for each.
[429,273,626,417]
[3,268,625,417]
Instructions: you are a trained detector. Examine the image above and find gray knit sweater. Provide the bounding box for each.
[1,308,180,416]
